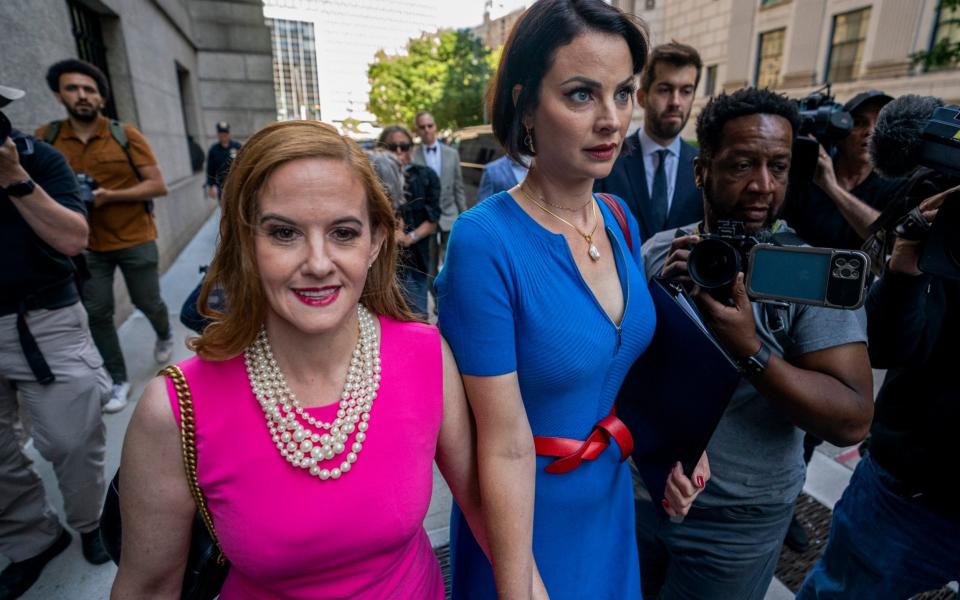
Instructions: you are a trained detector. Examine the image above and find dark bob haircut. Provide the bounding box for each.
[695,87,801,164]
[489,0,648,164]
[46,59,110,98]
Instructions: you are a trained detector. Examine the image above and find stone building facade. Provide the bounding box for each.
[471,6,526,50]
[614,0,960,137]
[0,0,276,320]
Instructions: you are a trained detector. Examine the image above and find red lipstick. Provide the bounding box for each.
[292,286,340,306]
[585,143,618,161]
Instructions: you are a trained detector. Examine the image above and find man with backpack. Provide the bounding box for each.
[37,59,170,413]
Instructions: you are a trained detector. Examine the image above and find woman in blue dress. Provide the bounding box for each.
[435,1,710,598]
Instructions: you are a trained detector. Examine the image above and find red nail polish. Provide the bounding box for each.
[661,499,670,509]
[697,475,705,488]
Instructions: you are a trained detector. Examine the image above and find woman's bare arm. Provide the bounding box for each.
[110,377,198,599]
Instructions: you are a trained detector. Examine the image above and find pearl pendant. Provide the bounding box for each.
[588,243,601,261]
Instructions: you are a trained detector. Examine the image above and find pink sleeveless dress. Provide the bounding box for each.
[166,316,445,600]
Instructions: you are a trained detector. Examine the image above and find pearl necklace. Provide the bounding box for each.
[244,304,380,480]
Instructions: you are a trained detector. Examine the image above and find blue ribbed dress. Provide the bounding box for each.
[435,191,657,599]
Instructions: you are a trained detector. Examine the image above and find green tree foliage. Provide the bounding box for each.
[911,0,960,70]
[368,30,494,131]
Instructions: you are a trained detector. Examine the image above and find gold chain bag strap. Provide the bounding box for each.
[160,365,230,598]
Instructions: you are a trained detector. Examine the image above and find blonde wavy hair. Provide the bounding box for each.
[191,120,416,361]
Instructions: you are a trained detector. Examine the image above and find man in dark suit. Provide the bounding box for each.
[596,41,703,242]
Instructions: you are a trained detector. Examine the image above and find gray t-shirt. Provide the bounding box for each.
[641,222,867,507]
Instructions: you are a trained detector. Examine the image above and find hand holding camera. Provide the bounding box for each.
[812,139,838,193]
[74,172,100,208]
[661,233,700,287]
[691,272,763,360]
[888,184,960,275]
[0,135,30,189]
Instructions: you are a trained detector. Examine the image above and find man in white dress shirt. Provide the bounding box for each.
[412,111,465,274]
[596,41,703,242]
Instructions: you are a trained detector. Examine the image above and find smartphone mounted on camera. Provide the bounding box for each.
[746,245,870,309]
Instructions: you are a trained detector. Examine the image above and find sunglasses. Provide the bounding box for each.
[385,142,411,152]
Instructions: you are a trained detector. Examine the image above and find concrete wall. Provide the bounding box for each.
[189,0,278,147]
[0,0,276,324]
[0,0,79,132]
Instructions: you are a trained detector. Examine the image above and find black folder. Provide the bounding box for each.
[616,278,742,517]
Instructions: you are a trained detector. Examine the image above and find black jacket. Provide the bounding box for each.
[866,271,958,511]
[398,164,440,274]
[206,140,241,188]
[594,130,702,243]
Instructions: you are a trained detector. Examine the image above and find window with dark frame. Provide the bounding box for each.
[755,29,785,89]
[67,0,118,119]
[826,7,872,83]
[704,64,718,96]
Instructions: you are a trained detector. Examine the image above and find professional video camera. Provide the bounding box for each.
[865,96,960,280]
[789,85,854,184]
[688,220,869,309]
[796,86,854,149]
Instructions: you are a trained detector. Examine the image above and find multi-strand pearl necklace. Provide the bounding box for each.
[244,304,380,480]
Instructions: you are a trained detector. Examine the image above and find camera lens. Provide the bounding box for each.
[688,238,742,289]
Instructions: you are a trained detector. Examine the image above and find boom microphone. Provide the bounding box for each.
[869,94,944,178]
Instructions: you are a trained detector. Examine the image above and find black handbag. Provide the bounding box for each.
[100,365,229,599]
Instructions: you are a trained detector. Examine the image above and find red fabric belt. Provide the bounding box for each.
[533,413,634,474]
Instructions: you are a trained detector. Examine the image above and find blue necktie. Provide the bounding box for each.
[651,149,670,231]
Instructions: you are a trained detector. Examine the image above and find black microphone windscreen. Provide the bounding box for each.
[870,95,945,178]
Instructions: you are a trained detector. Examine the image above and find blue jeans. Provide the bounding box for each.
[797,455,960,599]
[399,268,429,318]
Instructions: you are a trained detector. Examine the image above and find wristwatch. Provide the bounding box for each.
[408,231,419,243]
[2,179,36,198]
[738,343,772,378]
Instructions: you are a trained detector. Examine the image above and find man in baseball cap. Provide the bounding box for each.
[206,121,241,200]
[0,84,26,106]
[781,88,907,250]
[0,81,113,598]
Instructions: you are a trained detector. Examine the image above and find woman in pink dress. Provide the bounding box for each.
[111,120,486,599]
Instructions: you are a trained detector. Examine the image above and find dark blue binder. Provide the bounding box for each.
[616,278,742,516]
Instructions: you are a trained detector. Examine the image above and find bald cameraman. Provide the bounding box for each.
[0,85,112,599]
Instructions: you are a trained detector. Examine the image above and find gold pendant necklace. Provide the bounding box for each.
[519,183,601,261]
